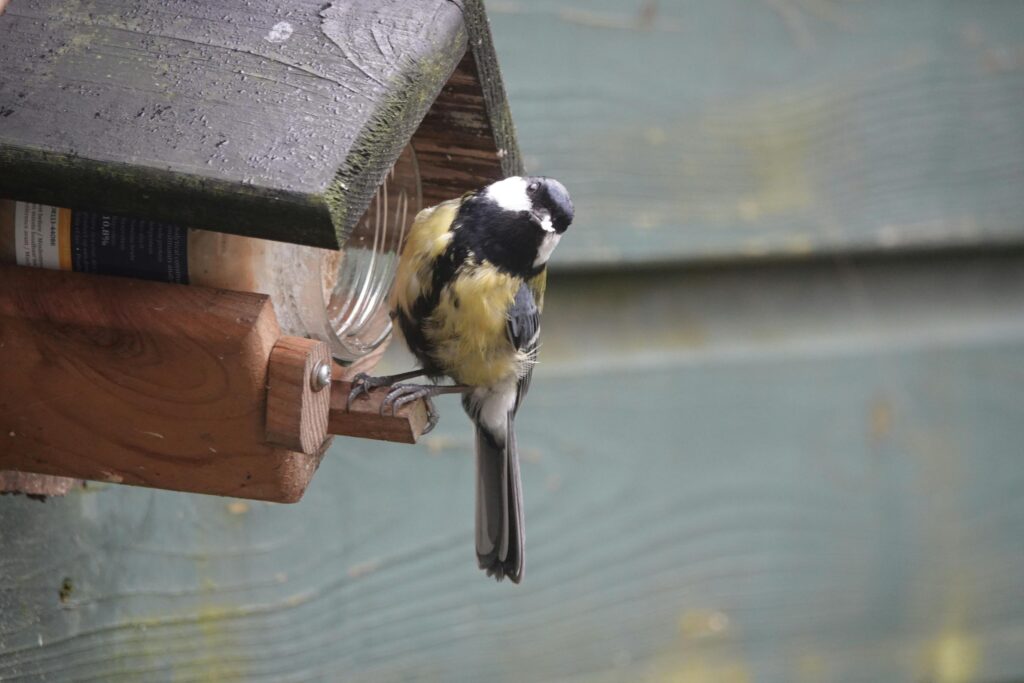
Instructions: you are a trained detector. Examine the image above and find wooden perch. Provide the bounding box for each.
[263,342,429,448]
[328,378,429,445]
[0,265,427,502]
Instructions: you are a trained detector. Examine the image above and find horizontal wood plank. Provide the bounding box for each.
[490,0,1024,266]
[413,52,515,211]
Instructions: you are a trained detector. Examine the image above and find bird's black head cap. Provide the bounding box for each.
[526,176,574,234]
[454,176,574,278]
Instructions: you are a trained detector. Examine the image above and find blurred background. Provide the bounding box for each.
[4,1,1024,681]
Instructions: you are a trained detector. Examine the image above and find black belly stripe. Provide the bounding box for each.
[412,242,464,321]
[395,308,441,377]
[400,239,470,378]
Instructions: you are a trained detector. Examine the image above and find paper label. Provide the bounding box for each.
[70,210,188,284]
[12,201,188,283]
[14,202,70,270]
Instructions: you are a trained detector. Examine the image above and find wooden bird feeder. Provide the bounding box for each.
[0,0,523,501]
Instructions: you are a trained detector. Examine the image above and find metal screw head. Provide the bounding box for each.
[311,360,331,392]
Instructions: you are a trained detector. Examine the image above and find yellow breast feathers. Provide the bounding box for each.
[428,262,524,387]
[392,199,459,318]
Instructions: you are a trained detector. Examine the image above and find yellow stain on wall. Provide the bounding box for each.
[175,515,248,683]
[189,606,246,683]
[701,99,817,225]
[226,501,249,516]
[894,395,982,683]
[645,609,751,683]
[660,659,751,683]
[678,609,730,640]
[867,394,894,444]
[922,632,980,683]
[795,652,830,683]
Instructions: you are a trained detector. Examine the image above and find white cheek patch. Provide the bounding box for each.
[485,177,531,212]
[538,214,555,233]
[533,231,562,267]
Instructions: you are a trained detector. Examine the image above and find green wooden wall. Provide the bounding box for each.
[4,1,1024,681]
[494,0,1024,266]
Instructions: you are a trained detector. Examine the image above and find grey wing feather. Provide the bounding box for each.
[506,283,540,413]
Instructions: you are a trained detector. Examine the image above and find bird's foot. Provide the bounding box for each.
[381,384,441,434]
[346,373,389,410]
[381,383,469,435]
[346,369,426,410]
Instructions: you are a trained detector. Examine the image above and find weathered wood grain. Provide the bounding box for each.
[459,0,522,181]
[0,265,323,503]
[413,52,516,211]
[0,0,468,248]
[489,0,1024,266]
[411,0,524,210]
[0,471,77,498]
[2,253,1024,681]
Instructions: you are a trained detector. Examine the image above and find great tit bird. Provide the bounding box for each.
[348,176,574,583]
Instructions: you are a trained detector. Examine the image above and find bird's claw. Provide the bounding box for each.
[381,384,441,435]
[346,373,389,411]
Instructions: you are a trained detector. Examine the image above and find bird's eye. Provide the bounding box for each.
[527,181,540,194]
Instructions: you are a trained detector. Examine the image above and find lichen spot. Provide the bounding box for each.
[58,577,74,604]
[266,22,294,43]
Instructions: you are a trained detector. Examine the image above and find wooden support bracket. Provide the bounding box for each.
[0,265,427,502]
[265,337,331,455]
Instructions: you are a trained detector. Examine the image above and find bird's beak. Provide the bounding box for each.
[530,209,556,233]
[543,179,574,233]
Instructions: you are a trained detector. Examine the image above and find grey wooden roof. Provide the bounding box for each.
[0,0,521,248]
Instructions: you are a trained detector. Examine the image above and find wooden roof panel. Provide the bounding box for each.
[0,0,473,247]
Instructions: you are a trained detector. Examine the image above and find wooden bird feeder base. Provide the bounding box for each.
[0,0,521,500]
[0,265,428,502]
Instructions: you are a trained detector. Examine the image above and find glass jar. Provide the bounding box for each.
[300,143,421,361]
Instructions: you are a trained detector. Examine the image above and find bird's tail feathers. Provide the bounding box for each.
[474,414,524,583]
